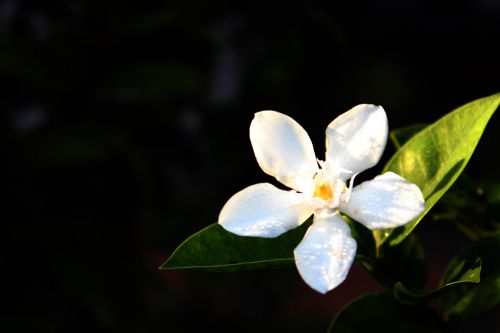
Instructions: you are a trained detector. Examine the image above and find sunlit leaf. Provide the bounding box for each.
[328,292,443,333]
[374,93,500,247]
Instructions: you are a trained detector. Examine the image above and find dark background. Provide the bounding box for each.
[3,1,500,332]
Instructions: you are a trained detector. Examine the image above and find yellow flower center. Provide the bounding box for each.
[314,183,333,201]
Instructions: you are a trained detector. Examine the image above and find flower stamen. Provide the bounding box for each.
[344,173,359,203]
[314,183,333,201]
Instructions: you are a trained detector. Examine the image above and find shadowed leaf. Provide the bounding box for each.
[442,232,500,318]
[160,219,311,271]
[394,257,481,305]
[328,292,443,333]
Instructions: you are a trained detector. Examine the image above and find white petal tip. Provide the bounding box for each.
[218,183,312,238]
[325,104,389,178]
[341,172,426,230]
[250,111,318,192]
[293,214,357,294]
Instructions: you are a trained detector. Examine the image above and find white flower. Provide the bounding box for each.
[218,105,425,294]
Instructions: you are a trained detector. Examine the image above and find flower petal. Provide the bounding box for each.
[326,104,388,180]
[250,111,318,192]
[294,212,357,294]
[339,172,425,230]
[219,183,313,238]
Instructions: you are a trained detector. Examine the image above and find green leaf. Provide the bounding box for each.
[442,232,500,317]
[160,219,311,271]
[374,93,500,247]
[390,123,428,149]
[328,292,443,333]
[394,257,481,305]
